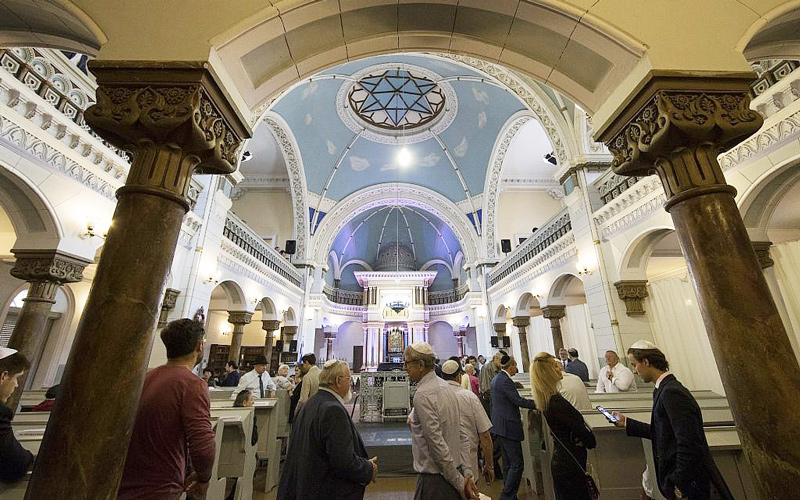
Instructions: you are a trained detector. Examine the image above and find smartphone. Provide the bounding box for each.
[596,405,619,424]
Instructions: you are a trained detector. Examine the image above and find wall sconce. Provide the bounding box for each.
[221,329,231,337]
[203,272,221,285]
[79,222,107,240]
[576,265,594,276]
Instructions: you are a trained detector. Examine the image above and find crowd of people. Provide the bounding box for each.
[0,319,735,500]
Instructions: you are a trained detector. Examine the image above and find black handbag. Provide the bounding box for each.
[544,417,600,500]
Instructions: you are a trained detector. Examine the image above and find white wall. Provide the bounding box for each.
[429,321,458,359]
[497,190,563,247]
[335,321,363,366]
[231,190,294,247]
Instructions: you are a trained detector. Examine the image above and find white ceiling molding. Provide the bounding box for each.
[312,183,479,267]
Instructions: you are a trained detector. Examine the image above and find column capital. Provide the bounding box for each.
[84,62,250,209]
[262,319,282,332]
[599,77,763,209]
[10,249,90,284]
[283,325,298,335]
[614,280,650,316]
[161,288,181,310]
[751,241,774,270]
[227,311,253,325]
[541,305,566,320]
[493,322,506,335]
[511,316,530,328]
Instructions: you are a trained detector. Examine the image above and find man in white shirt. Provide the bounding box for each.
[596,350,636,393]
[555,362,591,410]
[557,348,570,369]
[235,355,276,399]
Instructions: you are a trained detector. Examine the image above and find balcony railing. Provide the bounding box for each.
[322,285,364,306]
[489,209,572,286]
[222,212,302,288]
[595,168,642,206]
[428,283,469,305]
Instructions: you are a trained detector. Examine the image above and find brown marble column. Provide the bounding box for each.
[493,322,506,351]
[25,63,249,500]
[511,316,531,370]
[5,250,88,410]
[613,280,649,316]
[227,311,253,363]
[157,288,181,328]
[541,306,566,353]
[599,77,800,495]
[262,319,281,368]
[282,325,298,363]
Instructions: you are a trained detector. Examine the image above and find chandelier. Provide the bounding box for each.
[387,299,409,313]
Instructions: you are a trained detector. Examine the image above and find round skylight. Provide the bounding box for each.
[349,69,445,130]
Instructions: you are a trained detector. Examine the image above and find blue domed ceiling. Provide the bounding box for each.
[270,54,527,207]
[327,204,464,291]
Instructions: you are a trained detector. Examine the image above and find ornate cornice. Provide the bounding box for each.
[488,234,577,296]
[614,280,649,316]
[593,175,666,240]
[218,239,304,298]
[719,107,800,172]
[11,250,89,284]
[84,63,249,209]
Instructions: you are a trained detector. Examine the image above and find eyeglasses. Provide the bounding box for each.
[402,359,420,367]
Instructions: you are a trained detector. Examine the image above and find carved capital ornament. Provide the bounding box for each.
[512,316,530,329]
[541,305,566,321]
[262,320,282,332]
[614,280,649,316]
[227,311,253,326]
[751,241,774,270]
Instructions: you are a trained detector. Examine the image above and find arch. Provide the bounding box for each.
[284,307,298,327]
[739,160,800,231]
[328,251,340,279]
[209,280,246,311]
[739,2,800,60]
[0,167,63,249]
[312,183,479,266]
[547,273,584,305]
[0,0,106,55]
[493,305,508,325]
[514,292,540,317]
[338,259,373,279]
[215,2,646,118]
[258,296,278,320]
[619,227,678,280]
[420,259,454,277]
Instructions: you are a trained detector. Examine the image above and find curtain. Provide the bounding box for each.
[770,239,800,362]
[562,304,599,379]
[647,276,724,395]
[527,315,554,364]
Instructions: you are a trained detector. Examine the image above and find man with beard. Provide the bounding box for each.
[278,359,377,500]
[118,319,215,500]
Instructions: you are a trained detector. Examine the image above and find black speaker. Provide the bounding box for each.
[275,340,284,352]
[289,340,298,353]
[500,239,512,253]
[285,240,296,255]
[491,336,499,348]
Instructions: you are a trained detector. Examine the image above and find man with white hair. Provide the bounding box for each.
[441,358,495,487]
[596,350,637,393]
[278,359,377,500]
[404,342,479,500]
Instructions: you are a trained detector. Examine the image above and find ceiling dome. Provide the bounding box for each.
[376,242,416,271]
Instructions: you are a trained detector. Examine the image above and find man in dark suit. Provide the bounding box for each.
[491,355,536,500]
[565,348,590,382]
[278,359,377,500]
[613,341,732,500]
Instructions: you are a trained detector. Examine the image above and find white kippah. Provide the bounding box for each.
[441,360,460,375]
[630,339,659,350]
[409,342,434,356]
[323,359,341,369]
[0,347,17,360]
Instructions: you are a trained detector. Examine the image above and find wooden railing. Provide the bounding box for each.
[222,213,302,288]
[428,283,469,305]
[322,285,364,305]
[489,209,572,286]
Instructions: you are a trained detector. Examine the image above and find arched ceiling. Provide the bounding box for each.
[266,54,534,206]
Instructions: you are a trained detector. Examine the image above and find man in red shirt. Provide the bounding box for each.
[118,319,216,499]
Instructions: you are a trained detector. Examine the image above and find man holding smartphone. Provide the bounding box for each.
[611,341,732,500]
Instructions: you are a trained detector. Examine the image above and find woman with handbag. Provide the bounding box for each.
[531,352,598,500]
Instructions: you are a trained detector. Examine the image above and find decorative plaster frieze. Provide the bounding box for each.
[718,107,800,172]
[218,238,304,298]
[488,234,577,298]
[236,175,290,189]
[178,212,203,249]
[500,177,561,188]
[593,175,666,240]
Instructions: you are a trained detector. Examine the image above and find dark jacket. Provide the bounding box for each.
[278,389,372,500]
[490,370,536,441]
[565,359,589,382]
[220,371,240,387]
[0,404,34,482]
[545,394,596,499]
[626,374,732,500]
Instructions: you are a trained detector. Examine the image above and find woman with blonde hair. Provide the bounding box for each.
[530,352,597,500]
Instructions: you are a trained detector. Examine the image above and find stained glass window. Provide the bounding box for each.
[348,69,445,130]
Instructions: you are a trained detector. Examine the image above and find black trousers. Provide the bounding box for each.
[414,473,460,500]
[499,436,524,500]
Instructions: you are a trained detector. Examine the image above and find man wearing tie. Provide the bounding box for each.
[236,355,276,398]
[557,348,570,369]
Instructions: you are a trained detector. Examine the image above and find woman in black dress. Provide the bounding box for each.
[530,352,597,500]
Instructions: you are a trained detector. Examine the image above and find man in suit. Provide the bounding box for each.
[613,341,732,500]
[278,359,377,500]
[565,348,590,382]
[491,355,536,500]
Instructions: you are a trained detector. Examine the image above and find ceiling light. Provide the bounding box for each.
[241,150,253,162]
[397,147,413,168]
[543,152,557,165]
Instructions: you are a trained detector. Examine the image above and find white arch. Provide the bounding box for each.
[338,259,373,279]
[420,259,454,278]
[312,183,479,266]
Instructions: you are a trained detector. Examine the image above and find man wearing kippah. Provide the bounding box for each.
[0,347,34,483]
[612,341,733,500]
[404,342,479,500]
[491,354,536,500]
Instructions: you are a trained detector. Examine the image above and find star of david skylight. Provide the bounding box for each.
[348,69,446,130]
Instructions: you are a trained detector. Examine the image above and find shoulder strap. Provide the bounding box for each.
[542,414,589,475]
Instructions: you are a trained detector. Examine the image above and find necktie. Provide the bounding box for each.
[259,375,265,398]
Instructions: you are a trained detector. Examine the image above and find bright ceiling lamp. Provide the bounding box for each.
[397,147,413,168]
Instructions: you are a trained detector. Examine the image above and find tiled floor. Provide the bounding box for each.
[254,471,542,499]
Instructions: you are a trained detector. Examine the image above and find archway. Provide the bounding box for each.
[546,273,597,377]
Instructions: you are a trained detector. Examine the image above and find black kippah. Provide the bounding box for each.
[500,354,511,366]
